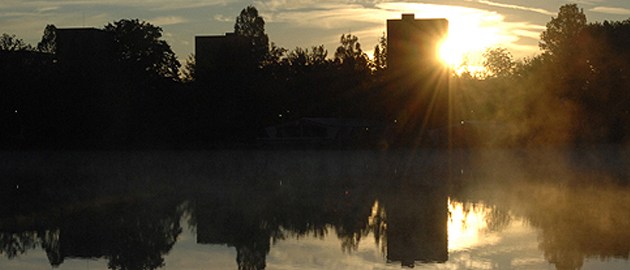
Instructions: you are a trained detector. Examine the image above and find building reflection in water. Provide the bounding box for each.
[3,150,630,269]
[380,186,448,267]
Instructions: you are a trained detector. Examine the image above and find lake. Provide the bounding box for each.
[1,148,630,270]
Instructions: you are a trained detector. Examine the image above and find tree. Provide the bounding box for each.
[539,4,586,58]
[234,5,270,66]
[334,34,369,73]
[182,53,196,82]
[286,45,328,68]
[373,32,387,71]
[37,24,57,53]
[482,47,514,78]
[104,19,180,80]
[573,20,630,142]
[0,34,32,51]
[264,42,287,66]
[538,4,589,106]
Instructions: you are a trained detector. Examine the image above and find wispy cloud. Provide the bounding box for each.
[149,0,229,11]
[265,4,385,28]
[0,0,229,11]
[254,0,382,11]
[573,0,605,5]
[261,1,543,63]
[467,0,555,16]
[512,28,543,40]
[590,6,630,15]
[37,6,60,13]
[149,16,188,25]
[213,14,233,22]
[1,0,549,67]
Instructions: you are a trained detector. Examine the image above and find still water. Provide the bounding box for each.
[1,149,630,270]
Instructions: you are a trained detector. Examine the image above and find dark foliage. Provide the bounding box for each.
[3,3,630,149]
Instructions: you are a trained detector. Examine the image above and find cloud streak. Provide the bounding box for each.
[149,16,188,26]
[1,0,553,69]
[0,0,229,11]
[261,1,545,66]
[468,0,555,16]
[590,6,630,15]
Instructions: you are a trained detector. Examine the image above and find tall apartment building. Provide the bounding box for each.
[387,14,448,75]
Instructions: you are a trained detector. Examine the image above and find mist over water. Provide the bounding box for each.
[1,148,629,269]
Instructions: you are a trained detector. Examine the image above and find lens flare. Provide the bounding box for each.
[438,19,503,69]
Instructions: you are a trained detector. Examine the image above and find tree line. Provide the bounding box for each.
[463,4,630,146]
[2,4,630,149]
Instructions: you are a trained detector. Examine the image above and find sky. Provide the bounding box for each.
[3,0,630,68]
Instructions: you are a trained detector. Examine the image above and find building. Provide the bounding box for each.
[386,14,451,136]
[387,14,448,75]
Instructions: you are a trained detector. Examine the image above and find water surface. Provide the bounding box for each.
[1,149,629,269]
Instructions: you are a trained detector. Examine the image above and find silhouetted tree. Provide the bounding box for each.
[37,24,57,53]
[331,34,379,119]
[0,34,32,51]
[539,4,586,59]
[482,47,514,78]
[104,19,180,81]
[265,45,334,120]
[373,32,387,72]
[572,19,630,142]
[182,53,196,82]
[264,42,286,66]
[234,5,269,66]
[334,34,370,73]
[286,45,328,69]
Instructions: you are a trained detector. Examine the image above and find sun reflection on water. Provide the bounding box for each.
[448,198,502,252]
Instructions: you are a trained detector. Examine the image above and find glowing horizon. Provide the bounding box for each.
[367,3,526,74]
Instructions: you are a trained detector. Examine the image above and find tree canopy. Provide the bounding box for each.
[482,47,514,78]
[37,24,57,53]
[0,34,32,51]
[6,3,630,148]
[539,4,586,58]
[234,5,270,66]
[104,19,180,80]
[334,34,370,73]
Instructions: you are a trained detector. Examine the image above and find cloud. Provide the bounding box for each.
[573,0,605,5]
[149,0,230,11]
[1,0,548,68]
[0,0,229,11]
[260,1,543,66]
[214,14,233,22]
[265,5,386,28]
[254,0,382,11]
[37,6,60,13]
[589,6,630,15]
[467,0,555,16]
[512,28,542,40]
[149,16,188,25]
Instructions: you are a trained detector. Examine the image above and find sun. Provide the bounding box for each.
[435,10,506,71]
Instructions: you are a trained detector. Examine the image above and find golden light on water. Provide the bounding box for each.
[448,199,493,251]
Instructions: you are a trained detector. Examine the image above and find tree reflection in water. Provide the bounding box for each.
[1,150,630,269]
[524,184,630,270]
[0,196,183,270]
